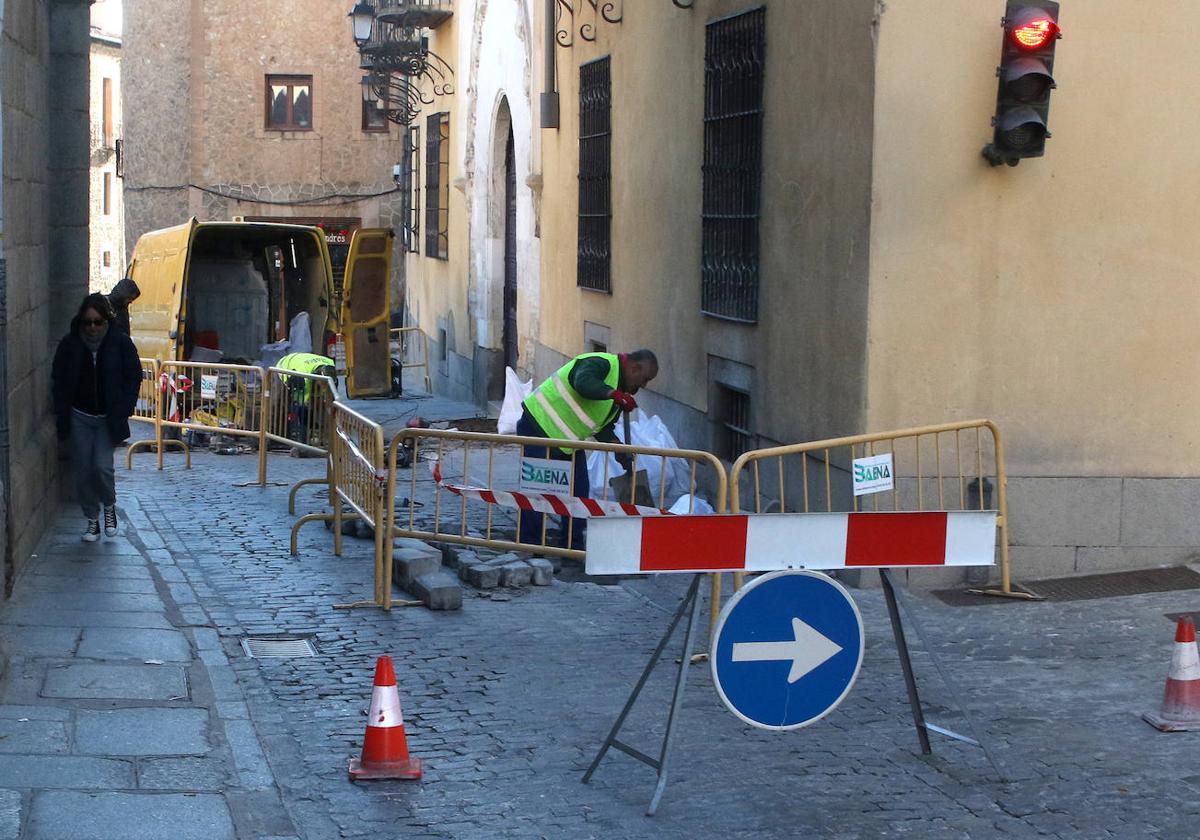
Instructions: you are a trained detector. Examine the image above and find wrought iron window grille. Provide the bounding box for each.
[577,57,612,293]
[701,7,766,323]
[424,112,449,259]
[719,385,753,462]
[401,124,421,252]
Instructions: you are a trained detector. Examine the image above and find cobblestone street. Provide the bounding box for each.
[3,424,1200,838]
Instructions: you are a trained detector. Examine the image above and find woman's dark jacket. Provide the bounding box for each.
[51,319,142,444]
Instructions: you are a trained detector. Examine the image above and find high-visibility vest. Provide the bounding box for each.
[523,352,620,453]
[278,353,335,401]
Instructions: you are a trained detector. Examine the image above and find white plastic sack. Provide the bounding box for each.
[498,367,532,435]
[668,494,715,515]
[586,409,695,508]
[288,311,313,354]
[259,339,291,370]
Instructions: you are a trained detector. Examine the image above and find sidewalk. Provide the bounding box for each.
[3,385,1200,837]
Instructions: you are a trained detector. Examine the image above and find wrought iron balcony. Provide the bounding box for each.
[375,0,453,30]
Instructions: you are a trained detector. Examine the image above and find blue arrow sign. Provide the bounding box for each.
[711,570,864,731]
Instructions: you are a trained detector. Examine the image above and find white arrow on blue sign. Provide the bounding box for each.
[711,570,864,731]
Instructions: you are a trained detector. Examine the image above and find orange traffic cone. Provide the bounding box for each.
[1144,616,1200,732]
[348,655,422,779]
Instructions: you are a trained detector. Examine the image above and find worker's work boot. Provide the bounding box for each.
[82,519,100,543]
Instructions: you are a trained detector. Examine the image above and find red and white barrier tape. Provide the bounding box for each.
[336,425,388,487]
[431,461,673,518]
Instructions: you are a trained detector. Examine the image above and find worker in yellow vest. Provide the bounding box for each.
[516,349,658,548]
[277,352,337,445]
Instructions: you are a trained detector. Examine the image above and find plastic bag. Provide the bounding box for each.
[288,311,312,354]
[668,494,715,515]
[586,409,695,508]
[498,367,532,435]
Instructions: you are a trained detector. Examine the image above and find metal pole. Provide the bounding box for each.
[880,569,932,755]
[541,0,560,128]
[648,574,704,816]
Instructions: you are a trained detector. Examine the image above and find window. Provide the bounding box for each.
[102,251,112,268]
[102,172,112,215]
[718,385,753,461]
[401,125,421,253]
[265,75,313,130]
[701,8,766,323]
[362,92,388,132]
[577,57,611,293]
[424,112,449,259]
[102,78,113,147]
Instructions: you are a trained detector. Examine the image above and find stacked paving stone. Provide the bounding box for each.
[390,537,558,610]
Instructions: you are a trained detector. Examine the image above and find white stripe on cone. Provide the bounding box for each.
[1170,638,1200,682]
[367,684,404,728]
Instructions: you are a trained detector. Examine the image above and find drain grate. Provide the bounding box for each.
[241,637,318,658]
[935,566,1200,606]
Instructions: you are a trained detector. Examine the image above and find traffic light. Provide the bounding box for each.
[982,2,1062,166]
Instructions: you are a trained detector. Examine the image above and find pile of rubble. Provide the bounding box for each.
[391,537,557,612]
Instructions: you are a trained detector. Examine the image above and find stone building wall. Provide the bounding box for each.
[123,0,405,306]
[1,0,92,593]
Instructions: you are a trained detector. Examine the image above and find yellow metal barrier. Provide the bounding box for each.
[384,428,728,619]
[728,419,1028,599]
[126,358,190,469]
[290,402,390,609]
[388,327,432,393]
[264,366,336,457]
[158,361,268,485]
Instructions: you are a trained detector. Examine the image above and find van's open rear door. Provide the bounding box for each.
[341,228,394,397]
[128,218,197,361]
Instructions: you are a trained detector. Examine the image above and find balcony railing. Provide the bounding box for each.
[376,0,453,30]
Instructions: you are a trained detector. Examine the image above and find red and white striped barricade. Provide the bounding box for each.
[585,510,997,575]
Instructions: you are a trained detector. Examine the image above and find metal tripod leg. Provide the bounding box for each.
[883,569,1008,782]
[880,569,933,755]
[582,575,703,816]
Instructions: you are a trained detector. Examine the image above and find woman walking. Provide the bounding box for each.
[52,293,142,541]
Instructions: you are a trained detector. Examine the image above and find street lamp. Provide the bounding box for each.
[349,1,375,46]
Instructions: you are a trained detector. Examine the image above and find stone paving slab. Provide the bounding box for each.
[22,573,159,594]
[76,628,192,662]
[27,791,235,840]
[74,708,210,755]
[0,717,68,754]
[1,608,174,630]
[136,756,230,791]
[0,755,134,790]
[0,626,80,658]
[12,591,166,613]
[41,663,188,700]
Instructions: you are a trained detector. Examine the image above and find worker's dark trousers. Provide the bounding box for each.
[515,411,589,549]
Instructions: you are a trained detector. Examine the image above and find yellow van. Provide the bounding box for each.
[126,218,394,397]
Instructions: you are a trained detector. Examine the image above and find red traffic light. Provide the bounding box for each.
[1009,10,1058,49]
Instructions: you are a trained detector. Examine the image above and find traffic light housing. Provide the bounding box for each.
[982,2,1061,166]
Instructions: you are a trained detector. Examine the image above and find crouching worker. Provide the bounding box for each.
[516,349,658,549]
[277,352,337,447]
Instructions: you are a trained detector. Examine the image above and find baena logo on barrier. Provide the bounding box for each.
[852,453,894,496]
[520,457,574,494]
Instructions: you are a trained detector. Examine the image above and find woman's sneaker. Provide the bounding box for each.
[82,519,101,542]
[103,505,118,538]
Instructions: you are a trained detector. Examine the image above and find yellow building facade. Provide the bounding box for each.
[531,0,1200,580]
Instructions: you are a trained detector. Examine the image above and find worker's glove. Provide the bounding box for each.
[615,452,634,473]
[609,390,637,413]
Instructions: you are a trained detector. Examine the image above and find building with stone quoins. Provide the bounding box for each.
[122,0,407,309]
